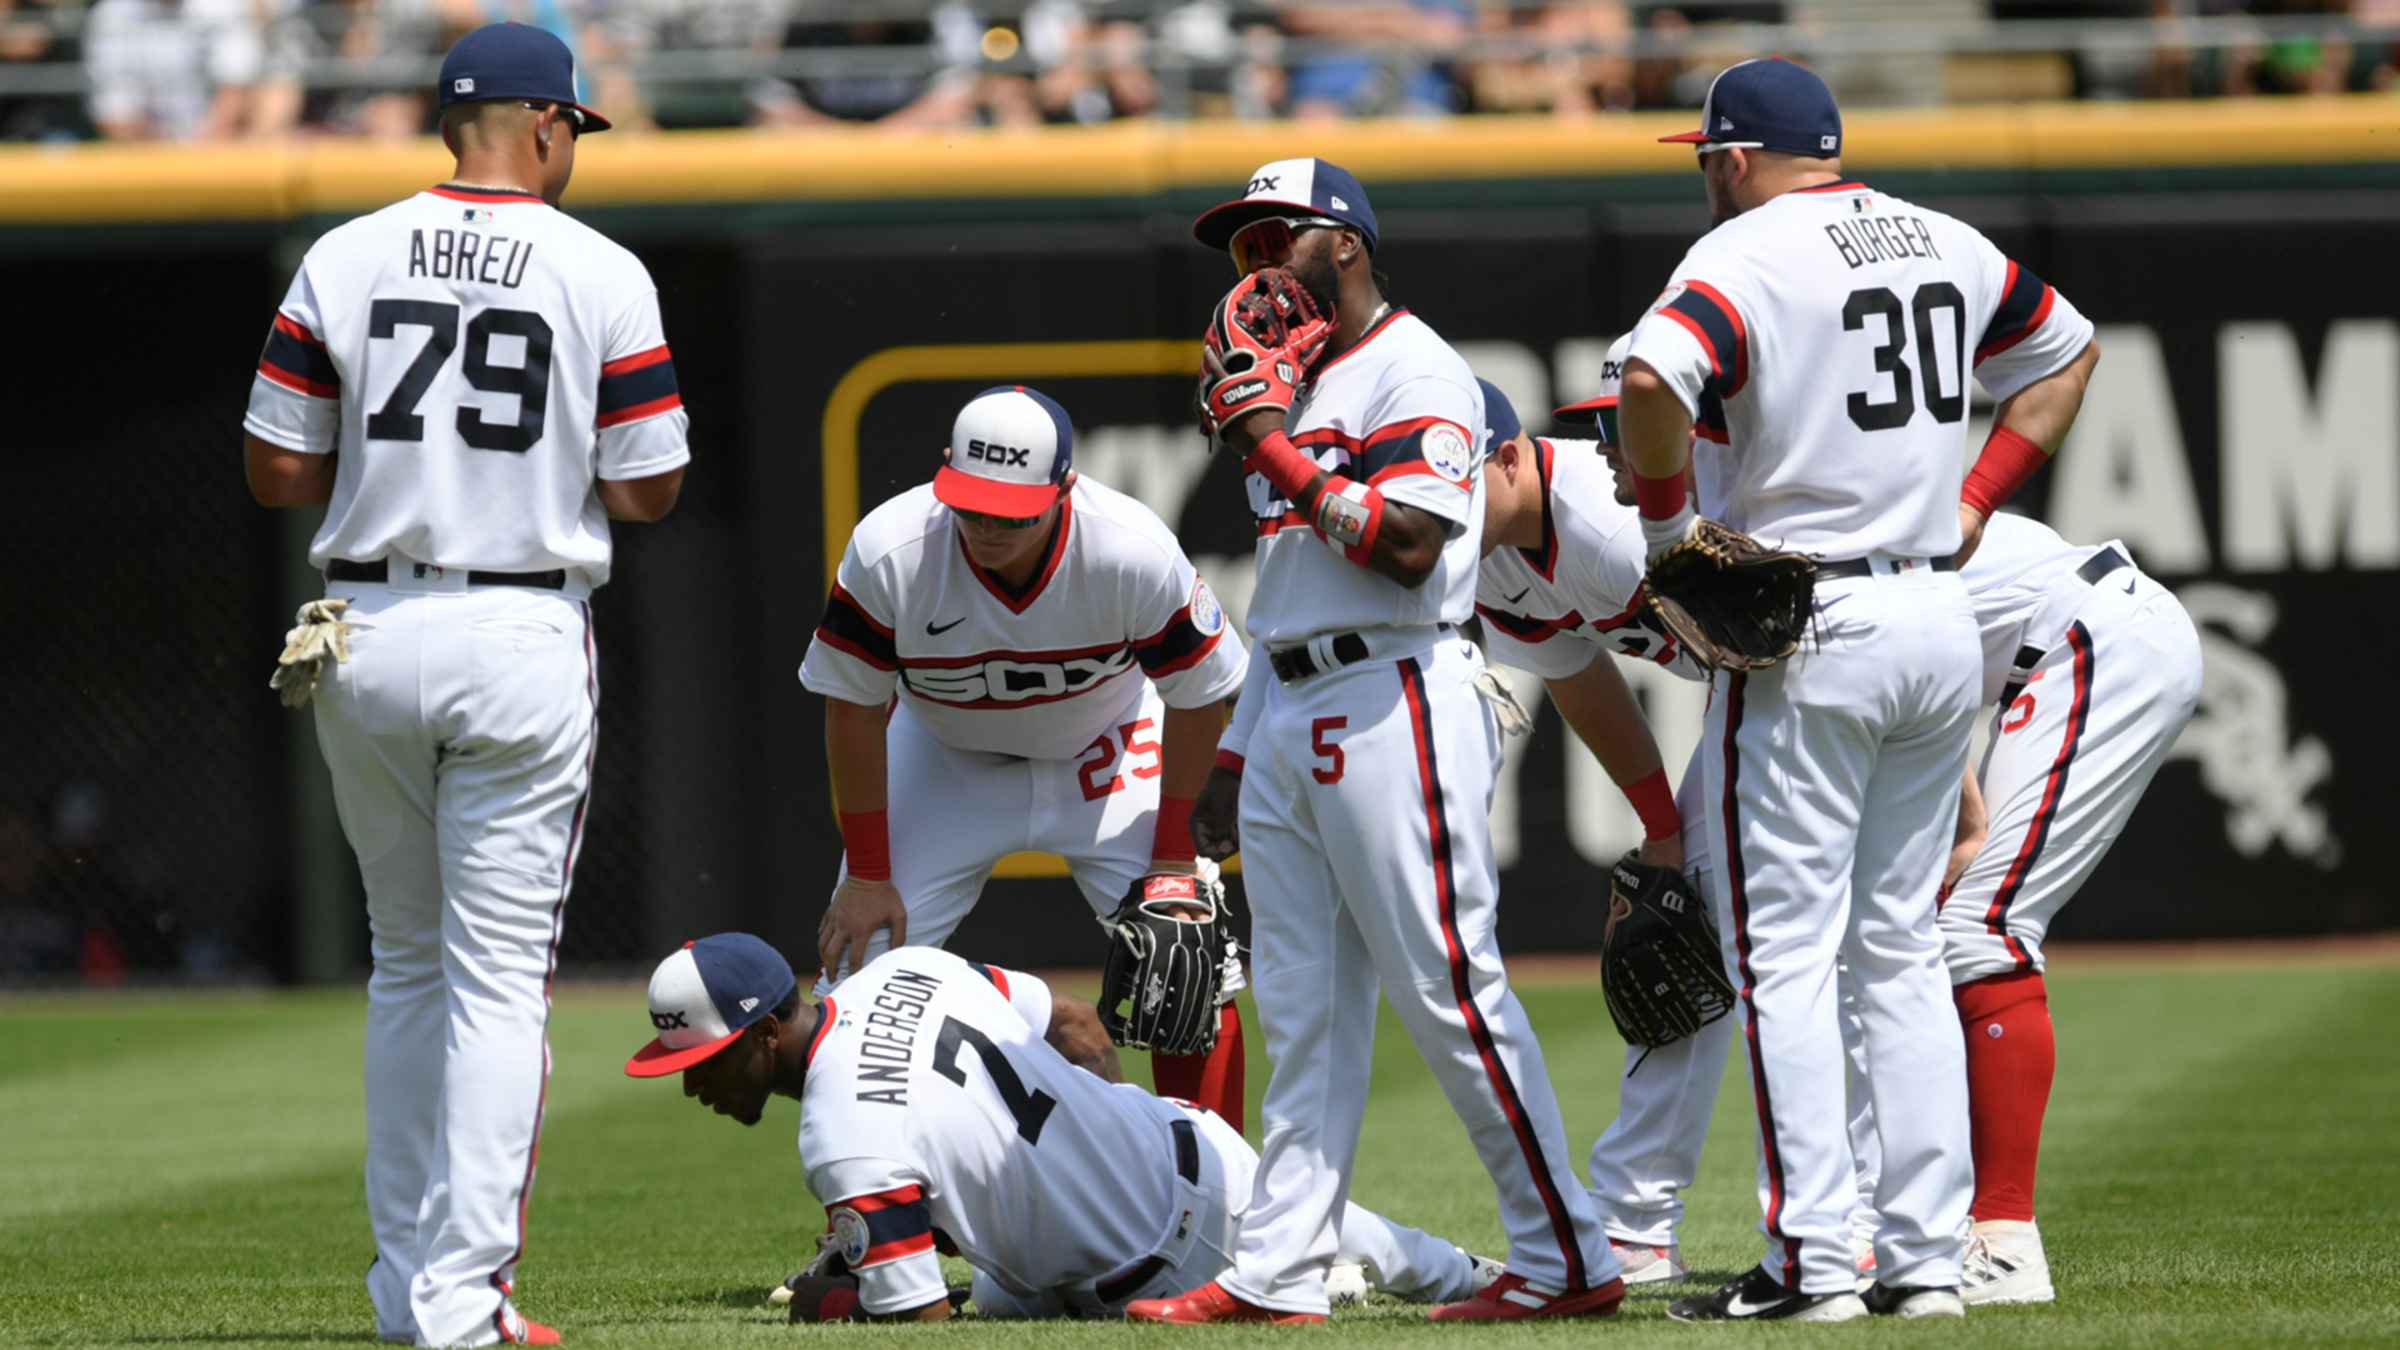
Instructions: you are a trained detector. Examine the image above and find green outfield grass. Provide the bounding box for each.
[3,957,2396,1347]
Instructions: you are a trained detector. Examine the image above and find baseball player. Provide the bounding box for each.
[799,385,1251,1126]
[1613,58,2099,1321]
[242,23,685,1348]
[623,937,1500,1321]
[1130,159,1622,1324]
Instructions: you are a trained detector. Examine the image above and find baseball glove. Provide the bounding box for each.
[1642,519,1817,673]
[1600,852,1736,1050]
[1196,267,1332,441]
[269,598,353,708]
[1096,867,1230,1056]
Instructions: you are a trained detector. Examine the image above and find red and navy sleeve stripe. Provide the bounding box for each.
[977,964,1012,998]
[597,344,682,429]
[1660,281,1750,398]
[832,1186,934,1268]
[1132,604,1223,679]
[1299,417,1475,492]
[1695,389,1730,445]
[1976,260,2057,364]
[258,313,339,399]
[814,585,898,671]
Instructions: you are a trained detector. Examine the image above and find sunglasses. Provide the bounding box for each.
[524,102,585,139]
[956,507,1046,531]
[1228,215,1341,275]
[1594,405,1620,447]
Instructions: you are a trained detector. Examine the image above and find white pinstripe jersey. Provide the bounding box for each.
[800,478,1247,760]
[243,185,689,587]
[1625,181,2093,561]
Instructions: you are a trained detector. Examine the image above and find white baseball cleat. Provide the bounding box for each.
[1863,1283,1966,1318]
[1963,1220,2055,1306]
[1326,1261,1371,1307]
[1609,1240,1689,1285]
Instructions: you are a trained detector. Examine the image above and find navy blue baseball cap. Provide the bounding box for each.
[1477,379,1523,450]
[438,22,611,133]
[937,385,1075,518]
[625,934,797,1077]
[1660,58,1838,159]
[1194,158,1379,255]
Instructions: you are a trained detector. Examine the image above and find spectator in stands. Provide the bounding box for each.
[585,0,781,130]
[275,0,446,138]
[752,0,985,127]
[0,0,88,139]
[1015,0,1161,124]
[84,0,294,140]
[1466,0,1635,116]
[1278,0,1469,118]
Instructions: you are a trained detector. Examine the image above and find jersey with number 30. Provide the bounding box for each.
[1625,181,2092,561]
[799,947,1201,1314]
[243,185,690,587]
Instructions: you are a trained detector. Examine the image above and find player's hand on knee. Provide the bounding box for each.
[820,876,907,981]
[1192,764,1243,861]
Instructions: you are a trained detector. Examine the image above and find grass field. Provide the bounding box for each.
[4,954,2397,1347]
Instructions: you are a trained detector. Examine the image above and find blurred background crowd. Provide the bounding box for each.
[0,0,2395,142]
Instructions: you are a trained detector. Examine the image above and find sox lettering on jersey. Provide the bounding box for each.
[901,644,1139,708]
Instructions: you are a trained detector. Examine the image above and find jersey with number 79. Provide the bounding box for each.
[242,184,690,588]
[798,947,1202,1315]
[1624,180,2092,561]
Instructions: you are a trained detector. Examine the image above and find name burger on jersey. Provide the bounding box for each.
[852,964,942,1106]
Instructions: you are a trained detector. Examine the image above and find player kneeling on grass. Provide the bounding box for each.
[625,936,1499,1321]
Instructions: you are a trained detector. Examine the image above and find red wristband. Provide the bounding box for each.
[839,808,891,882]
[1245,429,1321,502]
[1625,768,1681,842]
[1152,795,1198,863]
[1961,425,2047,519]
[1215,748,1246,775]
[1631,467,1690,521]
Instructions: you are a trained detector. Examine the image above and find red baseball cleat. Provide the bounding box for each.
[1125,1280,1329,1325]
[1427,1272,1625,1321]
[495,1305,562,1345]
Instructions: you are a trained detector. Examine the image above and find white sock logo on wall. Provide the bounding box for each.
[2169,584,2340,870]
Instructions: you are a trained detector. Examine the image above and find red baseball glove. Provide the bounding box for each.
[1196,268,1333,440]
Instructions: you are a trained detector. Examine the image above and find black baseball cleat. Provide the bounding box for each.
[1667,1265,1868,1323]
[1862,1282,1966,1318]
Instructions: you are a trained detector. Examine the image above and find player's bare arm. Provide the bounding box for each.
[1954,338,2101,566]
[243,432,336,508]
[820,695,905,978]
[1044,996,1126,1084]
[596,464,685,522]
[1544,657,1684,871]
[1944,763,1989,895]
[1616,361,1700,556]
[1218,403,1452,588]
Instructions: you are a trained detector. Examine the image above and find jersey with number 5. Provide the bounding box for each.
[243,185,690,588]
[799,947,1201,1313]
[1624,181,2092,561]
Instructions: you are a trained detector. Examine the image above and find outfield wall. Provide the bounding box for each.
[4,102,2391,983]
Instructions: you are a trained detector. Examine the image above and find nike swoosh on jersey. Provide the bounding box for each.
[1505,587,1532,604]
[927,617,966,635]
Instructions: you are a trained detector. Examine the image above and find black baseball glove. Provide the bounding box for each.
[1601,852,1736,1049]
[1096,868,1230,1056]
[1643,519,1818,672]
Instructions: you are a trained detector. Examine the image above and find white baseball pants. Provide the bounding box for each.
[1224,632,1613,1314]
[1700,567,1980,1295]
[314,576,595,1348]
[820,686,1165,987]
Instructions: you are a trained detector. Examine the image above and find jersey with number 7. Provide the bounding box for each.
[244,184,689,585]
[1630,180,2093,560]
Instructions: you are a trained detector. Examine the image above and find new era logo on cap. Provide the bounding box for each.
[624,934,797,1077]
[934,385,1075,519]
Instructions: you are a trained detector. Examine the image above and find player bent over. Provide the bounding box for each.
[623,938,1498,1320]
[245,23,683,1346]
[799,386,1251,1126]
[1132,159,1622,1324]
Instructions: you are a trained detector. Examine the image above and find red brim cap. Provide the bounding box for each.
[569,103,613,133]
[1552,394,1620,426]
[624,1028,740,1078]
[1191,197,1321,250]
[932,465,1062,517]
[1658,129,1712,144]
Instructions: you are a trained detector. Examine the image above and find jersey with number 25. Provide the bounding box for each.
[1626,181,2092,561]
[244,185,690,587]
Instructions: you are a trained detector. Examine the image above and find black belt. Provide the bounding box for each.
[1268,633,1369,684]
[2076,546,2131,586]
[326,558,567,591]
[1816,555,1959,581]
[1094,1118,1202,1305]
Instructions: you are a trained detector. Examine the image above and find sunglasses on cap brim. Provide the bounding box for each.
[1694,140,1766,158]
[523,101,586,138]
[1228,215,1343,274]
[956,506,1048,530]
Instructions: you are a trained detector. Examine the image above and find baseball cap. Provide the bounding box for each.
[1193,158,1380,255]
[1554,332,1634,444]
[934,385,1076,519]
[624,934,797,1077]
[438,22,612,133]
[1658,58,1838,159]
[1477,378,1523,451]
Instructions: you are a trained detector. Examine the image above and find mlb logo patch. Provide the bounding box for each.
[462,207,495,224]
[452,77,475,95]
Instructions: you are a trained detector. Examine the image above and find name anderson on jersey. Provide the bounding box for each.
[854,966,941,1106]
